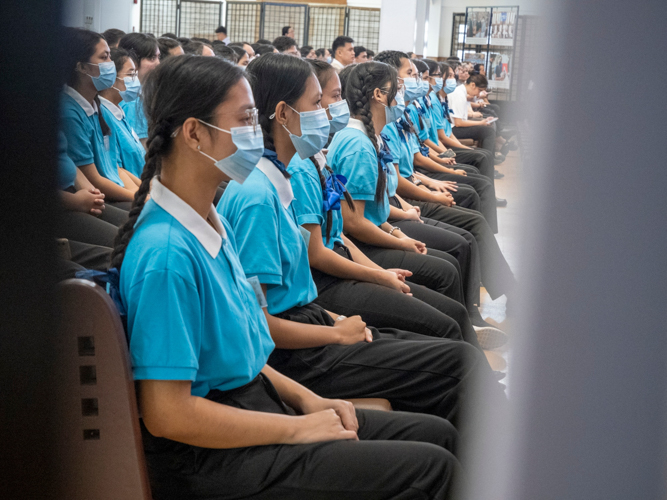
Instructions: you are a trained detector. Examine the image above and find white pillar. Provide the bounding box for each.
[378,0,418,53]
[63,0,141,33]
[425,0,442,58]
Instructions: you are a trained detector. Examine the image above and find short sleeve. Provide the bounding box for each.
[335,151,377,201]
[291,168,324,226]
[127,270,201,381]
[384,126,402,161]
[232,203,284,286]
[449,88,468,120]
[61,109,94,167]
[408,107,429,142]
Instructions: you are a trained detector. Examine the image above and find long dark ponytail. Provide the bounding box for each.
[109,56,245,270]
[62,27,111,136]
[344,61,397,202]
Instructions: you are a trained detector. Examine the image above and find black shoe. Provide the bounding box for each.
[500,142,511,156]
[496,197,508,207]
[494,169,505,179]
[494,371,507,381]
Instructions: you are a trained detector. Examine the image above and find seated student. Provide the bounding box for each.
[157,36,184,61]
[230,41,256,60]
[99,48,146,179]
[256,38,271,45]
[300,59,503,346]
[212,42,239,62]
[182,40,215,57]
[300,45,316,59]
[366,49,375,61]
[449,73,497,153]
[272,36,299,56]
[218,53,505,427]
[354,46,368,63]
[315,47,331,62]
[330,36,355,73]
[254,43,277,57]
[57,131,128,249]
[61,28,140,206]
[112,53,461,500]
[102,28,125,49]
[282,25,295,38]
[229,44,249,68]
[214,25,229,44]
[118,33,160,149]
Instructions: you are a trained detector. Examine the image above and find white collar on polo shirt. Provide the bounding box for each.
[346,117,383,146]
[256,157,294,210]
[63,85,98,117]
[98,96,124,121]
[150,178,226,258]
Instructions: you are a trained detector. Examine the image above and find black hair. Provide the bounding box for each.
[182,40,205,55]
[272,36,297,53]
[248,53,353,242]
[255,44,276,57]
[256,38,271,45]
[161,33,178,40]
[109,47,132,75]
[157,37,181,61]
[345,62,397,202]
[366,49,375,59]
[191,37,212,44]
[213,44,238,62]
[118,33,159,70]
[228,42,244,48]
[177,37,191,45]
[337,63,357,97]
[229,45,248,59]
[467,73,488,88]
[250,43,261,53]
[354,46,367,58]
[300,45,314,58]
[374,50,409,70]
[307,59,336,91]
[62,27,111,137]
[332,36,353,57]
[315,48,328,58]
[473,63,484,73]
[215,26,227,34]
[411,58,428,76]
[281,26,292,36]
[110,55,244,269]
[102,28,125,47]
[422,58,441,76]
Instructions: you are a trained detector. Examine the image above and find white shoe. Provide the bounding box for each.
[473,325,508,350]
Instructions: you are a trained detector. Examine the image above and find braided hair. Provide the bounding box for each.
[344,61,398,202]
[109,55,245,270]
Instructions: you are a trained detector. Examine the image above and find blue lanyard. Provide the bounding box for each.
[262,149,289,175]
[378,133,394,173]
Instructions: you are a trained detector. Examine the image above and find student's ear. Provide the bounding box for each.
[181,117,209,152]
[273,101,290,126]
[372,87,384,102]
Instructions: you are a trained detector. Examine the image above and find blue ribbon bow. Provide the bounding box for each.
[322,173,348,212]
[262,149,289,175]
[378,133,395,173]
[75,268,127,318]
[422,96,432,110]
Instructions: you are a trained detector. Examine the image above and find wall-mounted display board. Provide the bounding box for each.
[463,6,519,92]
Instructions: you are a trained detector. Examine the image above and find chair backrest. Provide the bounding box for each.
[52,279,151,500]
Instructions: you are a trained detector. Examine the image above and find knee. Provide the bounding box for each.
[403,412,460,455]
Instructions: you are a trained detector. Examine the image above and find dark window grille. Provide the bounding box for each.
[450,12,466,59]
[263,3,307,47]
[307,6,345,51]
[346,7,380,53]
[226,2,262,44]
[140,0,179,36]
[179,0,223,40]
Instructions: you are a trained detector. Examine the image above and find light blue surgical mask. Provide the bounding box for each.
[418,79,430,98]
[444,78,457,94]
[383,90,405,123]
[280,106,330,159]
[403,78,421,101]
[197,120,263,183]
[431,77,444,93]
[113,77,141,102]
[326,100,350,134]
[326,56,332,64]
[84,61,117,91]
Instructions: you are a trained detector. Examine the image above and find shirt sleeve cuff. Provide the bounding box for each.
[73,157,95,167]
[348,192,375,201]
[250,273,283,286]
[133,366,197,381]
[297,214,324,226]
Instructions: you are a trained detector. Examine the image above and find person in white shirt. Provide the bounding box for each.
[215,26,229,45]
[448,73,496,152]
[330,36,355,73]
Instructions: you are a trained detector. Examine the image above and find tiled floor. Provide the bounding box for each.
[479,148,522,387]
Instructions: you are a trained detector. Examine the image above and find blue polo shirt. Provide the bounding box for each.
[217,158,318,315]
[327,118,390,226]
[100,97,146,178]
[407,101,430,143]
[120,96,148,140]
[60,86,124,186]
[288,153,344,250]
[120,179,275,397]
[57,132,77,190]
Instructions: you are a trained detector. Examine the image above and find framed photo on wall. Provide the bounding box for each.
[464,7,492,44]
[489,7,519,47]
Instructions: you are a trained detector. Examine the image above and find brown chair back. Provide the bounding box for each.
[52,279,151,500]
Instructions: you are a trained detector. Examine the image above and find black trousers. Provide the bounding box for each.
[270,303,501,428]
[452,125,496,153]
[415,166,498,233]
[445,182,480,212]
[57,205,128,248]
[450,147,495,182]
[405,200,516,300]
[388,214,482,309]
[142,374,461,500]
